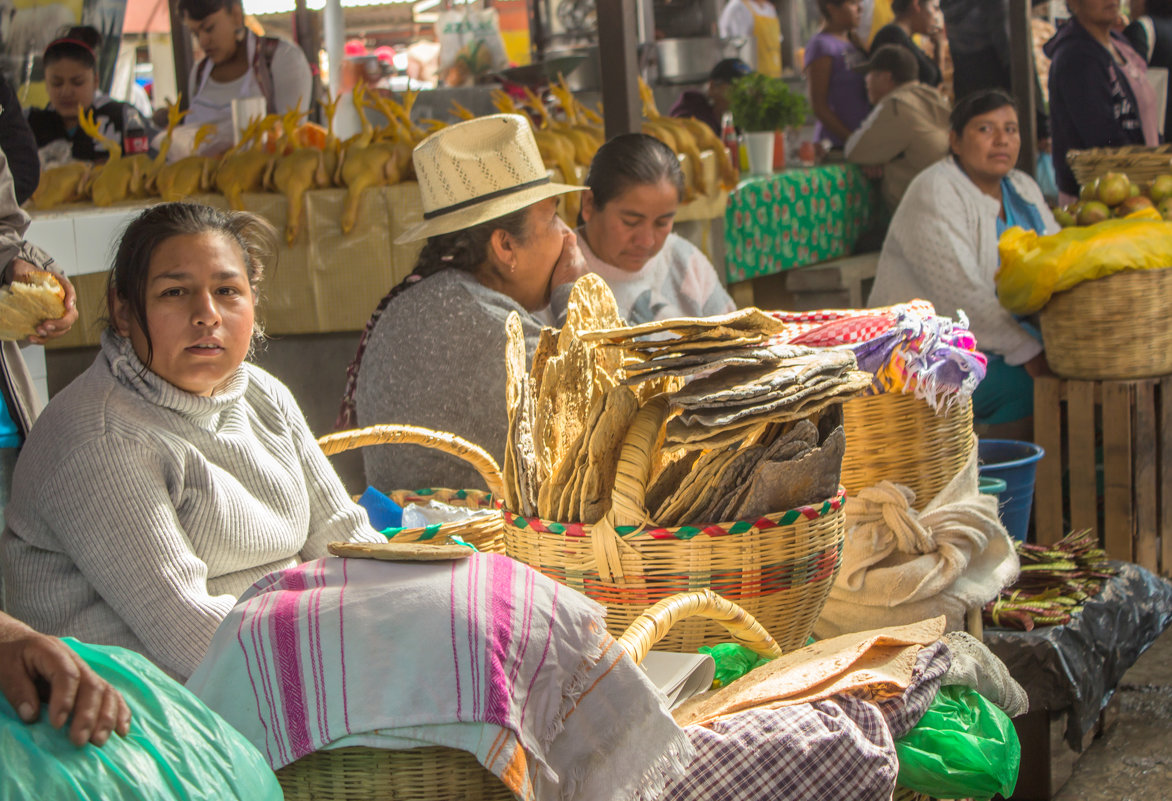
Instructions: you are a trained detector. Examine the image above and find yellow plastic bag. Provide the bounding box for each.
[996,208,1172,315]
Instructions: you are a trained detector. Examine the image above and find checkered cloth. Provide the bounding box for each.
[660,641,950,801]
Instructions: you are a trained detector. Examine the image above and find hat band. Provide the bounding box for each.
[422,176,551,220]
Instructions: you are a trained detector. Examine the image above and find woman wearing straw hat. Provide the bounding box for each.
[339,114,588,493]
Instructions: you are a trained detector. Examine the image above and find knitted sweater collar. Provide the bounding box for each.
[102,329,249,422]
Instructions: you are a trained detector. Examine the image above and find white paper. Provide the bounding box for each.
[638,650,716,710]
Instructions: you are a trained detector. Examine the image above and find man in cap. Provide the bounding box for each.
[669,57,753,134]
[845,44,951,210]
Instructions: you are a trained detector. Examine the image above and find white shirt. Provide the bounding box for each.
[868,158,1060,365]
[718,0,779,73]
[578,230,736,324]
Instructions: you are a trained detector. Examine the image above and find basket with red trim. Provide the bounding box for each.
[502,397,846,655]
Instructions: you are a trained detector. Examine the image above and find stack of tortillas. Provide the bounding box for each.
[501,277,870,526]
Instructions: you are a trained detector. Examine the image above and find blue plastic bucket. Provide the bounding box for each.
[977,439,1045,542]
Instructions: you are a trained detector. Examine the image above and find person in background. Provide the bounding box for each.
[804,0,872,149]
[177,0,312,156]
[1045,0,1159,202]
[0,74,40,204]
[26,27,155,163]
[845,44,951,210]
[869,90,1057,439]
[869,0,945,87]
[719,0,783,77]
[669,57,753,134]
[1124,0,1172,139]
[1,203,384,683]
[578,133,736,324]
[346,114,588,492]
[0,141,78,607]
[0,610,131,747]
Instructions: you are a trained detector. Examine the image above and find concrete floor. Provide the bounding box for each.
[1051,623,1172,801]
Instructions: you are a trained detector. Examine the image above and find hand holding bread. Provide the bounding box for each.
[0,260,77,343]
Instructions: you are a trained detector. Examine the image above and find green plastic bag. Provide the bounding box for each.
[0,639,282,801]
[895,684,1021,801]
[698,643,774,688]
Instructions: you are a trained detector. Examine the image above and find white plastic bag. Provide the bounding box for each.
[436,5,509,86]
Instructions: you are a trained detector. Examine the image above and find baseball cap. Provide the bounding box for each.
[709,58,752,83]
[855,44,918,84]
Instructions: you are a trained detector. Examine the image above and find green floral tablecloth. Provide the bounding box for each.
[724,164,878,283]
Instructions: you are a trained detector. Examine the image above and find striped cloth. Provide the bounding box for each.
[186,553,693,801]
[661,641,950,801]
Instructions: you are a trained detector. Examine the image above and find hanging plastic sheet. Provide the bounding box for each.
[983,561,1172,749]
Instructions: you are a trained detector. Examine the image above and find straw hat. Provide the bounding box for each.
[395,114,582,244]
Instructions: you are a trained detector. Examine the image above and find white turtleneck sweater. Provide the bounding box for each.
[1,331,383,681]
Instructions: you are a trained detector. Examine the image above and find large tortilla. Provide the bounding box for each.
[579,307,788,343]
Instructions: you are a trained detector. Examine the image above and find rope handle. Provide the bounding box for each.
[318,424,506,500]
[616,588,784,665]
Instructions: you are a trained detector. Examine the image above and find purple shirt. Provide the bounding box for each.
[804,32,871,146]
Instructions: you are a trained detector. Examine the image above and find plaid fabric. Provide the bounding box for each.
[775,300,937,345]
[661,640,951,801]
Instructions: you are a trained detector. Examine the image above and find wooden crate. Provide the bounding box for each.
[1033,376,1172,577]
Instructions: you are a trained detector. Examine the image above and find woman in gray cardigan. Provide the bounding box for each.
[342,114,587,493]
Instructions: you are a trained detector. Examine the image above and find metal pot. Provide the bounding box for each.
[655,37,746,85]
[544,45,601,92]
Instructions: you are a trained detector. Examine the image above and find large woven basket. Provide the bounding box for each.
[502,398,847,655]
[276,588,783,801]
[841,392,974,510]
[318,424,507,553]
[1038,268,1172,380]
[1067,143,1172,187]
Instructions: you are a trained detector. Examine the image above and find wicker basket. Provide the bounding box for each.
[841,393,974,510]
[275,588,782,801]
[318,424,507,553]
[1039,268,1172,380]
[1067,143,1172,188]
[502,397,847,655]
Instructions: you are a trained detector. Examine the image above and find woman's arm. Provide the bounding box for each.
[886,179,1042,365]
[1051,45,1131,146]
[271,42,313,116]
[0,75,40,204]
[27,441,242,679]
[806,56,856,144]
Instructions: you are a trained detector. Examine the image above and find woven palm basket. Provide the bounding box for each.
[318,424,506,553]
[502,397,847,655]
[1039,268,1172,380]
[275,589,782,801]
[1067,143,1172,187]
[841,393,974,511]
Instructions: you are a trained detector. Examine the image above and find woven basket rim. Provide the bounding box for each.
[502,486,847,539]
[379,487,503,541]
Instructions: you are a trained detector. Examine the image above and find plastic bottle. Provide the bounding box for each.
[720,112,738,176]
[124,109,150,155]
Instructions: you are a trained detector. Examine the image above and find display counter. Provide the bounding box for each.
[724,163,880,284]
[27,149,729,350]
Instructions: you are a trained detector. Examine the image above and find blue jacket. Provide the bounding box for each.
[1045,16,1147,196]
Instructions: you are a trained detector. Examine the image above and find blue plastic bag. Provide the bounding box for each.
[0,639,282,801]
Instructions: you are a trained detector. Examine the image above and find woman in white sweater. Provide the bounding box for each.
[869,89,1059,435]
[0,203,383,681]
[579,133,735,325]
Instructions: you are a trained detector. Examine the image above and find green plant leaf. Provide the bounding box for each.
[728,73,810,133]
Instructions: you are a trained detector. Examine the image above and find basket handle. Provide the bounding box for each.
[318,424,506,500]
[616,588,784,665]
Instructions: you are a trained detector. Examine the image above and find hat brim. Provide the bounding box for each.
[394,179,584,244]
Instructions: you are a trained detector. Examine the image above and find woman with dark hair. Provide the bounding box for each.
[1045,0,1158,201]
[1124,0,1172,137]
[869,89,1058,436]
[869,0,944,87]
[178,0,312,155]
[1,202,383,682]
[344,114,589,492]
[25,26,154,162]
[803,0,871,148]
[578,133,734,324]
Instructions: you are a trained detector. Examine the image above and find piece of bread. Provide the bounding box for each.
[0,270,67,341]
